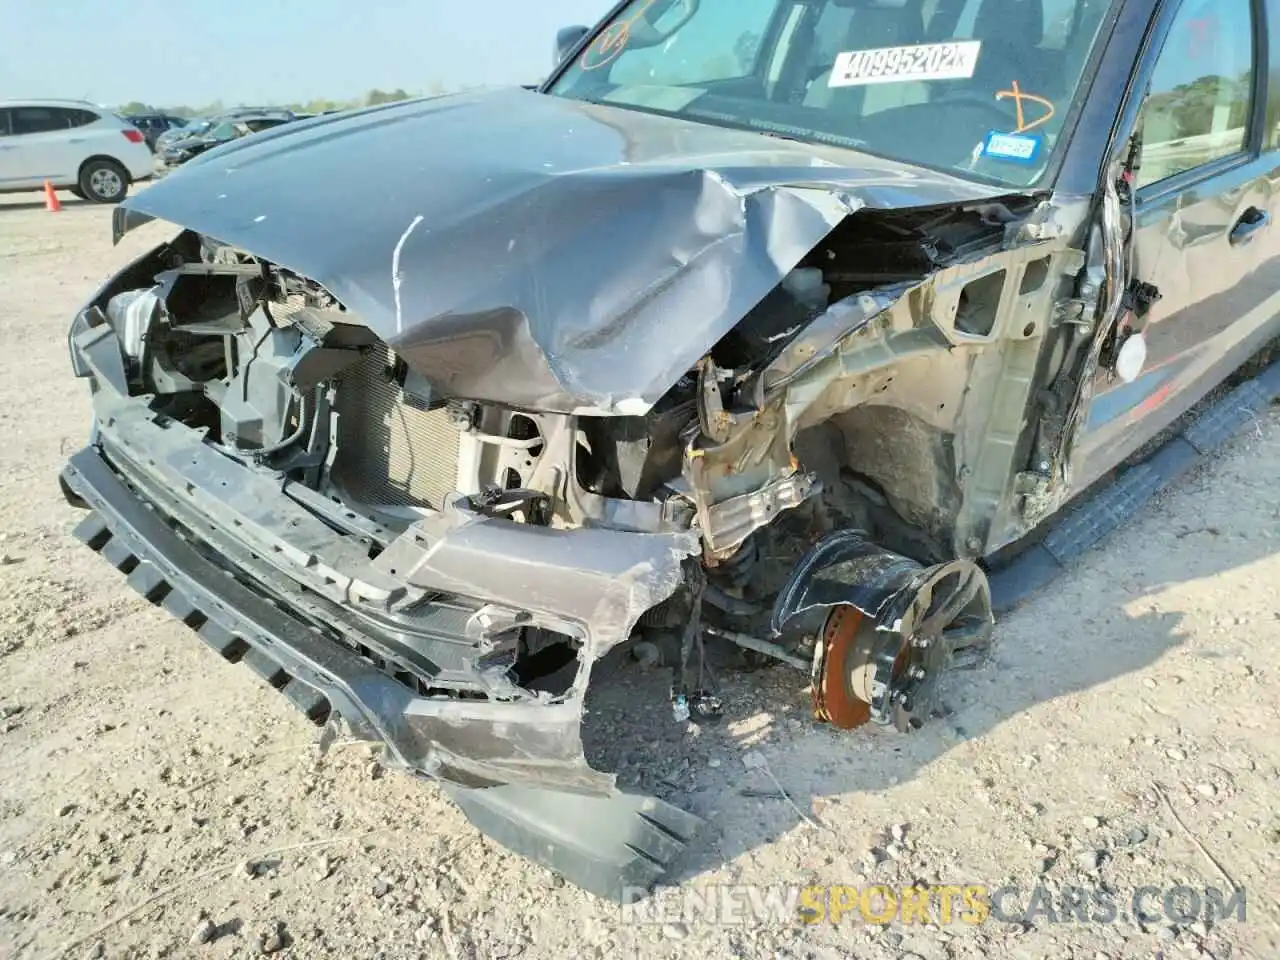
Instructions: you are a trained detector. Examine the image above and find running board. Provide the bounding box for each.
[989,359,1280,613]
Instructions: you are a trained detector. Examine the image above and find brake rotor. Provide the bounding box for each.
[811,561,993,733]
[811,605,872,729]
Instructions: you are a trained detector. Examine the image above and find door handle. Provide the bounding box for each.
[1230,207,1271,246]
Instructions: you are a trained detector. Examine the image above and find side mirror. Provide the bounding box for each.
[555,25,590,65]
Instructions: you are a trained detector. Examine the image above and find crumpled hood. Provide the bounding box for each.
[163,136,215,154]
[118,87,1012,415]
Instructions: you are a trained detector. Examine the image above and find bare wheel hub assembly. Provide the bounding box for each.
[810,559,992,732]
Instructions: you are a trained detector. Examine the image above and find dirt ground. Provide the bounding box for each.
[1,188,1278,960]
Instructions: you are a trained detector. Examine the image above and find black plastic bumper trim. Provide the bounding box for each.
[442,783,703,902]
[60,445,701,900]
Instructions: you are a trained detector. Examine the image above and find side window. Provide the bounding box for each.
[10,107,64,135]
[1138,0,1256,187]
[0,110,11,137]
[606,0,779,86]
[65,109,98,128]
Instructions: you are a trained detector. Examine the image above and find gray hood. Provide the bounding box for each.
[117,87,1012,415]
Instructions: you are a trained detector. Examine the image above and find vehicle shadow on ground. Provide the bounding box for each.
[582,524,1275,887]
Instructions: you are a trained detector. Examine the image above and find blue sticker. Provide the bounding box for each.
[981,130,1042,164]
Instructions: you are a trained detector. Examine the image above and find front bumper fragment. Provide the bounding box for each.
[60,445,703,899]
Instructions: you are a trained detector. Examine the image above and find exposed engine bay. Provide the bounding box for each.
[73,182,1097,735]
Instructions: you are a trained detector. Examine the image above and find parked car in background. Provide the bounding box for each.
[124,114,187,151]
[0,99,152,202]
[155,118,211,152]
[224,106,293,118]
[154,109,295,154]
[153,113,293,176]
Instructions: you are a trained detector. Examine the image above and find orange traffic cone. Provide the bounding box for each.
[44,180,62,213]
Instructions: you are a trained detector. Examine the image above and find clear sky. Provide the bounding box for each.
[0,0,615,107]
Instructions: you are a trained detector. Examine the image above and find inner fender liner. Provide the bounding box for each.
[772,528,989,637]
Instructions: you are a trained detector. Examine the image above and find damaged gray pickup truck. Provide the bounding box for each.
[60,0,1280,899]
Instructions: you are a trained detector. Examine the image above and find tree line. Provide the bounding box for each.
[115,84,471,118]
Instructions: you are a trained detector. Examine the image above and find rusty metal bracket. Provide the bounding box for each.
[699,470,819,560]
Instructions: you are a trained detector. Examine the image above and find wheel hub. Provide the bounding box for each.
[811,562,993,733]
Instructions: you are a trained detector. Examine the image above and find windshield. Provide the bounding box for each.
[549,0,1114,186]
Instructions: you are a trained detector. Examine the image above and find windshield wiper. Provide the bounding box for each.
[682,109,868,151]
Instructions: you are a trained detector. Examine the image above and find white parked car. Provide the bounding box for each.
[0,99,154,203]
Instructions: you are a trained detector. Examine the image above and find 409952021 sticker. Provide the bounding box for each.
[828,40,982,87]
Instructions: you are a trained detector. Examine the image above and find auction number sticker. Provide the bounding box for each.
[829,40,982,87]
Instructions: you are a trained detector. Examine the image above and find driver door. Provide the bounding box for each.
[1071,0,1280,486]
